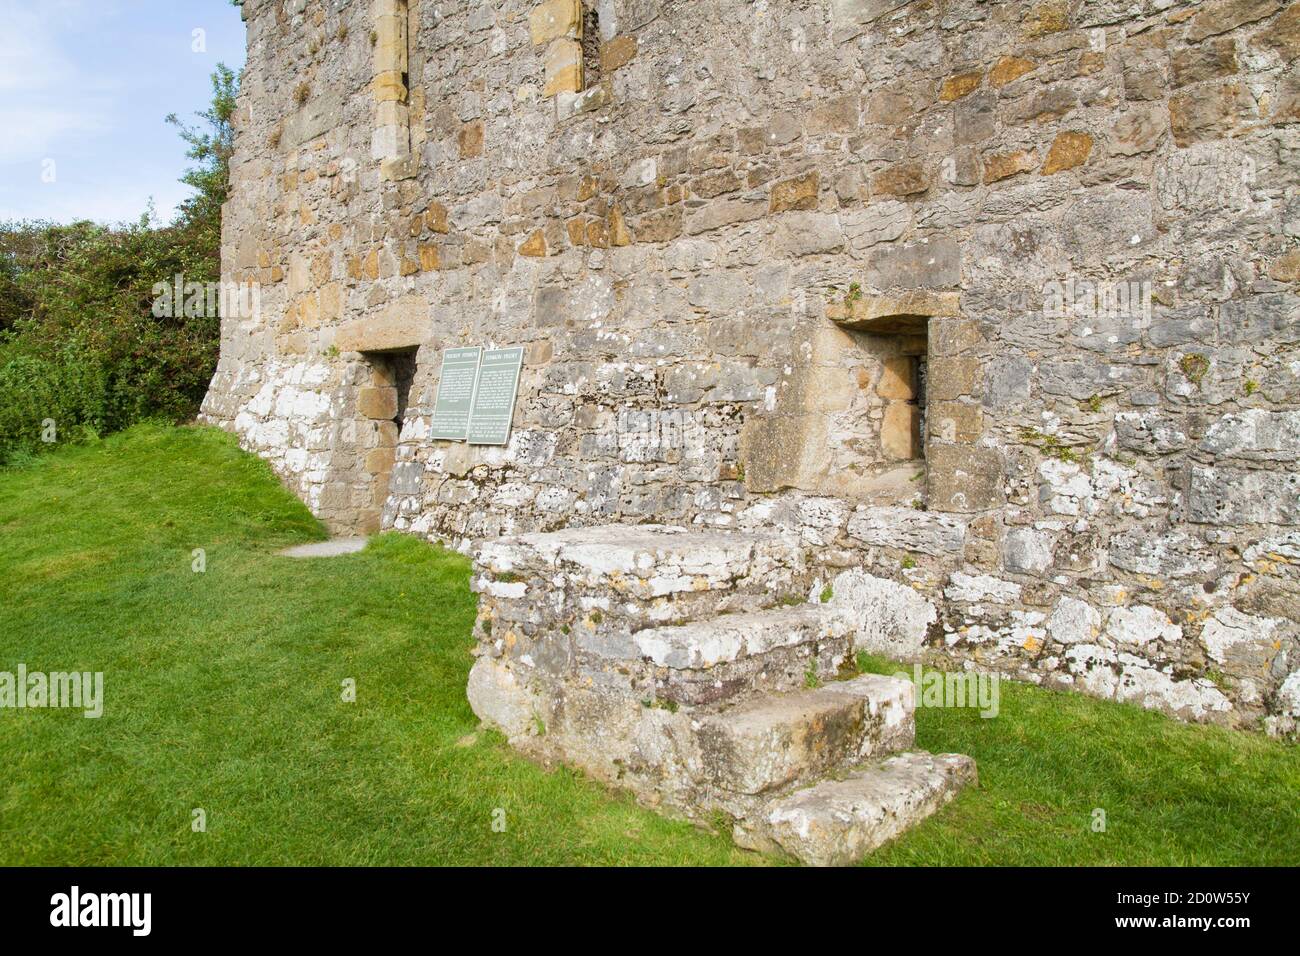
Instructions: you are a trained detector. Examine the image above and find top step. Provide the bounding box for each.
[476,524,808,600]
[473,522,806,613]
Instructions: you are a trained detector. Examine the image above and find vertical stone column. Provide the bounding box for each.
[372,0,413,181]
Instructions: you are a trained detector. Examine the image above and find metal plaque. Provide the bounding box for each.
[466,346,525,446]
[428,347,482,441]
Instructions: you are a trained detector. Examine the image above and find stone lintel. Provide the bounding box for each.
[827,289,961,334]
[336,296,429,353]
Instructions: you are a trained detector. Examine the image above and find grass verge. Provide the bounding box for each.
[1,425,1296,865]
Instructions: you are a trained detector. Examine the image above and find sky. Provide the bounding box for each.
[0,0,248,226]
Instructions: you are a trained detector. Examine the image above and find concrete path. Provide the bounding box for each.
[279,538,369,558]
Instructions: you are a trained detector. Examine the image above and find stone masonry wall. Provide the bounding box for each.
[201,0,1300,734]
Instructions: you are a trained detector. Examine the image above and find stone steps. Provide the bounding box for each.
[734,752,978,866]
[634,604,853,706]
[696,674,914,795]
[468,522,976,865]
[474,523,815,634]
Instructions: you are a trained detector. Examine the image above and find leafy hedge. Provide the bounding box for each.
[0,66,236,465]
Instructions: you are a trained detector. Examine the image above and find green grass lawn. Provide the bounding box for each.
[1,425,1297,866]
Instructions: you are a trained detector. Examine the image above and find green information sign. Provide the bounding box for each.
[429,347,482,441]
[466,347,525,446]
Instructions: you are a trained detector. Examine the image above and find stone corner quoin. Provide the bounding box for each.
[201,0,1300,737]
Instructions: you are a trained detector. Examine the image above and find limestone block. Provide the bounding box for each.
[467,659,541,741]
[774,212,844,257]
[1169,83,1257,148]
[863,239,961,291]
[1188,466,1300,525]
[746,752,976,866]
[846,507,967,555]
[1252,3,1300,59]
[684,196,767,235]
[827,569,936,659]
[1002,527,1054,575]
[530,0,582,46]
[696,678,913,794]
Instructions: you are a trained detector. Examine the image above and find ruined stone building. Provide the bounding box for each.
[202,0,1299,860]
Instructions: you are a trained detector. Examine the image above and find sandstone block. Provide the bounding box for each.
[601,35,637,72]
[1186,0,1279,43]
[1041,131,1093,175]
[519,229,548,257]
[881,402,922,460]
[928,401,983,444]
[769,171,820,213]
[928,444,1004,512]
[927,356,980,401]
[876,356,917,399]
[940,71,982,102]
[530,0,582,46]
[1169,82,1256,147]
[983,148,1038,183]
[358,387,398,421]
[365,448,396,475]
[544,38,583,96]
[989,55,1035,87]
[458,120,484,158]
[872,161,929,197]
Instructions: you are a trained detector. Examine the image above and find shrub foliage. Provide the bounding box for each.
[0,65,238,464]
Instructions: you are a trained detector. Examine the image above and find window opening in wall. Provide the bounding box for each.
[914,352,928,460]
[365,348,419,430]
[581,4,601,89]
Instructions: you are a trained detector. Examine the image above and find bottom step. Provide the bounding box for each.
[734,752,976,866]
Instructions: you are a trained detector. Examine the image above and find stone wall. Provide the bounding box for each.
[201,0,1300,734]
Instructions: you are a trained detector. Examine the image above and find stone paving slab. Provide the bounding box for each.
[279,538,369,558]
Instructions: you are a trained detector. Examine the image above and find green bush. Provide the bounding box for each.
[0,65,236,466]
